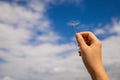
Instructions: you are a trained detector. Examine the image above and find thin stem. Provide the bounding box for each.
[72,26,77,33]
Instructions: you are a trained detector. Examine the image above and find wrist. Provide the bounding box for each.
[90,65,109,80]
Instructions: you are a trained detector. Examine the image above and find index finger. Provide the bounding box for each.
[80,31,99,42]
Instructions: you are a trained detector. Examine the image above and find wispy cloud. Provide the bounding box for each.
[0,1,81,80]
[93,19,120,79]
[0,0,120,80]
[2,76,13,80]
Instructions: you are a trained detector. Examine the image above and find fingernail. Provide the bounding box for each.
[77,33,82,38]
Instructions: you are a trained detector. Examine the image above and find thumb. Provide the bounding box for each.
[75,33,87,48]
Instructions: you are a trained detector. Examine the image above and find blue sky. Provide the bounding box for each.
[47,0,120,40]
[0,0,120,80]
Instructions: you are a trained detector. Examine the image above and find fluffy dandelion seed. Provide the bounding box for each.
[67,20,80,33]
[68,20,80,27]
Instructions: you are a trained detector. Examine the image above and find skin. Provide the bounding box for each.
[75,32,109,80]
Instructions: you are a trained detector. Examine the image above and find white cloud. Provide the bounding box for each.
[96,19,120,80]
[94,29,106,35]
[111,19,120,34]
[94,19,120,65]
[90,19,120,80]
[38,32,61,43]
[103,35,120,64]
[2,76,14,80]
[94,19,120,35]
[0,1,87,80]
[0,0,120,80]
[0,2,40,25]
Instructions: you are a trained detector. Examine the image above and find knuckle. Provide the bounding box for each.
[87,31,93,34]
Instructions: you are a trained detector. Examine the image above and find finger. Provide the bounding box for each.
[80,32,99,42]
[76,33,87,48]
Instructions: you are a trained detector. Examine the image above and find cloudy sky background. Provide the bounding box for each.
[0,0,120,80]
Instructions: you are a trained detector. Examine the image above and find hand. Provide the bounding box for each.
[75,32,109,80]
